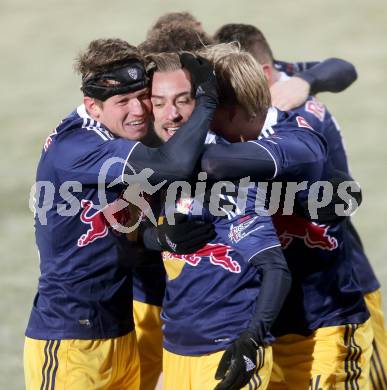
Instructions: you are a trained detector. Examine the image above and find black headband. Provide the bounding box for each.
[81,61,149,101]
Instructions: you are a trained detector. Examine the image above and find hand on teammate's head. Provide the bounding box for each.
[179,53,219,103]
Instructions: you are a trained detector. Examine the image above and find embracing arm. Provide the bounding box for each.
[271,58,357,110]
[201,142,277,181]
[274,58,357,94]
[126,53,218,184]
[127,95,216,184]
[296,58,357,95]
[214,246,291,390]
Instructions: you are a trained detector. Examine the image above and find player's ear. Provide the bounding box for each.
[84,96,102,119]
[261,63,272,83]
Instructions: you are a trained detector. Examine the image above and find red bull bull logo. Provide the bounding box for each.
[77,197,133,247]
[163,243,241,273]
[272,214,338,251]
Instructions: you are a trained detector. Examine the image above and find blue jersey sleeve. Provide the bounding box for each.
[294,97,350,174]
[250,114,327,181]
[54,130,138,185]
[274,58,357,94]
[216,187,281,263]
[274,59,320,75]
[323,118,350,174]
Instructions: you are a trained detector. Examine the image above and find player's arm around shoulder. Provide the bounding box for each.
[214,191,291,390]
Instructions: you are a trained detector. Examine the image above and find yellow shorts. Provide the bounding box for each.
[24,331,139,390]
[163,346,272,390]
[133,300,163,390]
[269,319,373,390]
[364,289,387,390]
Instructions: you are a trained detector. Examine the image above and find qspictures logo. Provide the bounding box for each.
[29,157,360,244]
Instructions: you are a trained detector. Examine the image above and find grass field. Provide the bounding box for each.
[1,0,386,388]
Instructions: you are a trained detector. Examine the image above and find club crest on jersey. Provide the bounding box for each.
[296,116,314,130]
[176,197,194,215]
[228,215,262,244]
[127,68,138,80]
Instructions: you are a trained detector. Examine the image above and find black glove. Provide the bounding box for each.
[157,213,216,254]
[214,331,262,390]
[298,174,362,224]
[180,52,219,103]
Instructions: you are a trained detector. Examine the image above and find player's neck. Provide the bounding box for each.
[269,68,281,86]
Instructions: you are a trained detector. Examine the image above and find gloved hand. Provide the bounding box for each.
[157,213,216,254]
[317,177,361,223]
[214,331,262,390]
[298,174,362,224]
[180,52,219,103]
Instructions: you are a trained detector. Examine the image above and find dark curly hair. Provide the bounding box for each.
[148,12,201,35]
[139,21,213,55]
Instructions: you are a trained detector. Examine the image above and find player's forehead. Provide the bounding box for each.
[151,69,192,99]
[109,87,150,102]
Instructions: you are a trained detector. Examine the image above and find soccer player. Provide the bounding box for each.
[23,38,218,389]
[143,50,292,390]
[213,23,358,111]
[215,23,387,389]
[133,23,216,390]
[144,46,363,389]
[132,21,363,389]
[200,42,373,389]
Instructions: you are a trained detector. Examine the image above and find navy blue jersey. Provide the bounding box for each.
[161,187,281,356]
[26,105,143,340]
[290,94,379,294]
[273,58,357,94]
[274,59,319,76]
[256,107,369,336]
[252,108,327,182]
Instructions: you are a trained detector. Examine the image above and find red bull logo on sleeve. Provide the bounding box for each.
[272,214,338,251]
[77,197,134,247]
[163,243,241,274]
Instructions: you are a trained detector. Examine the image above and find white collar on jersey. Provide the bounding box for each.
[279,71,290,81]
[76,104,91,119]
[261,106,279,132]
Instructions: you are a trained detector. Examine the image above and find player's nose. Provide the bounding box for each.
[128,97,146,116]
[165,104,182,121]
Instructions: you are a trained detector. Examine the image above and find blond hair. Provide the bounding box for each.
[145,52,182,74]
[198,43,271,117]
